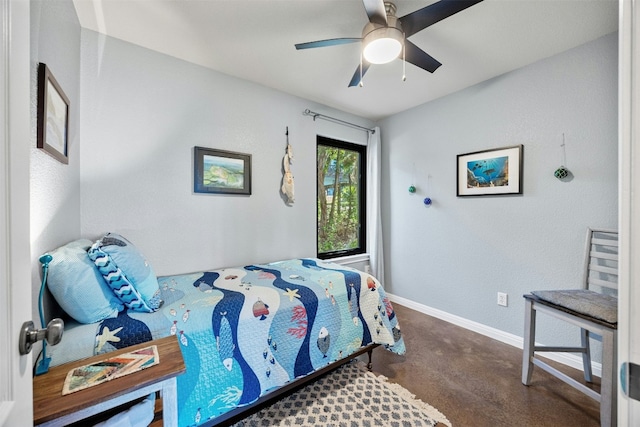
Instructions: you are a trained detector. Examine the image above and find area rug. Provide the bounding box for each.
[232,361,451,427]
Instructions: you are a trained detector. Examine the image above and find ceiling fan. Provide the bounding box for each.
[295,0,484,87]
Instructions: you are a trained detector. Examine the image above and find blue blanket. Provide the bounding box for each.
[49,258,405,426]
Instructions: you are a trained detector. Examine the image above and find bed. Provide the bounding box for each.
[43,234,405,427]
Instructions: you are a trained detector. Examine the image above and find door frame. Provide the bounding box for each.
[0,0,33,425]
[618,0,640,424]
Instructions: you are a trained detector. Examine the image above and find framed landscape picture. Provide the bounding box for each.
[456,145,523,197]
[194,146,252,195]
[37,63,70,164]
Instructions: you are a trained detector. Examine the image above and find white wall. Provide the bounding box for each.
[379,33,618,348]
[79,30,373,276]
[30,0,82,321]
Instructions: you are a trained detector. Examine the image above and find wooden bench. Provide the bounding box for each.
[34,336,185,427]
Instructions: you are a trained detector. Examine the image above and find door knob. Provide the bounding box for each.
[621,362,640,401]
[18,318,64,355]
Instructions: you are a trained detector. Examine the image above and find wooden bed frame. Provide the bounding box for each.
[201,344,378,427]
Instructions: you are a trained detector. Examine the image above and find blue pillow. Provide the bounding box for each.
[45,239,122,324]
[92,233,162,310]
[88,243,154,313]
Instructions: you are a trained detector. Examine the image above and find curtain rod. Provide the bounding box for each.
[303,109,375,134]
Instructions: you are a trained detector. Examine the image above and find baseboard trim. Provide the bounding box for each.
[387,293,602,378]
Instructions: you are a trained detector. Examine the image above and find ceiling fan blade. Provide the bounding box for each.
[295,38,362,50]
[362,0,387,26]
[399,0,484,38]
[404,40,442,73]
[348,61,372,87]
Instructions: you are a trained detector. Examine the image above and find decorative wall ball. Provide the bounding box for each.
[554,166,569,179]
[408,185,416,193]
[423,197,432,206]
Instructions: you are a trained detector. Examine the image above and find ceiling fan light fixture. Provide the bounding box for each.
[362,26,403,64]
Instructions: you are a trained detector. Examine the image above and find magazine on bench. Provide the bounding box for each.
[62,345,159,395]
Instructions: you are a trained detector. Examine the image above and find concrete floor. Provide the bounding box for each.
[370,303,601,427]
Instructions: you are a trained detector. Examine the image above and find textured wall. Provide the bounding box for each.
[78,30,372,276]
[379,33,618,349]
[30,0,82,321]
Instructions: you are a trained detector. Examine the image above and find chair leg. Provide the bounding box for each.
[580,328,593,383]
[522,299,536,385]
[599,329,617,427]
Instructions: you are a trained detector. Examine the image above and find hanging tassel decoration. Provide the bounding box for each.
[402,44,406,82]
[281,127,295,204]
[359,52,364,87]
[423,174,432,206]
[408,162,417,193]
[554,133,570,180]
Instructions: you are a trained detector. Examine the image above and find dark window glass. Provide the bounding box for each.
[317,136,366,259]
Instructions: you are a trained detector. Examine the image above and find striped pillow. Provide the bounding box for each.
[88,242,158,312]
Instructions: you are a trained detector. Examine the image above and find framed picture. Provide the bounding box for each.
[194,146,252,195]
[37,63,70,164]
[457,145,523,197]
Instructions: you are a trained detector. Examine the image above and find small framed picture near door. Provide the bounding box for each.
[194,146,252,195]
[457,145,523,197]
[37,63,70,164]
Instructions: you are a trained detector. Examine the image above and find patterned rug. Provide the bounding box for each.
[232,361,451,427]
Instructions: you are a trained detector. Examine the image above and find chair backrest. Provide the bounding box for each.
[583,228,618,296]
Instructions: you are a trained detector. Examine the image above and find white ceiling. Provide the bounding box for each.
[72,0,618,121]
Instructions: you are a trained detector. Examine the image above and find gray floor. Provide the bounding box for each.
[370,304,601,427]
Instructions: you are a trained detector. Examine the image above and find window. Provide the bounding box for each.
[317,136,366,259]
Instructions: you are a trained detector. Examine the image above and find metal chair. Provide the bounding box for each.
[522,228,618,427]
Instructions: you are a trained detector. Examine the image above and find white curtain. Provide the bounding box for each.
[366,126,384,282]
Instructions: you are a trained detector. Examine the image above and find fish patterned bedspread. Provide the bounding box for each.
[48,258,405,426]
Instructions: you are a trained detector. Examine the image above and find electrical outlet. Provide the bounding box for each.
[497,292,508,307]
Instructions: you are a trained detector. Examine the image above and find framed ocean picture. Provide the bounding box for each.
[456,145,523,197]
[194,146,252,195]
[37,63,70,164]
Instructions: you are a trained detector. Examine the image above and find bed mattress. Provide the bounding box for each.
[48,258,405,426]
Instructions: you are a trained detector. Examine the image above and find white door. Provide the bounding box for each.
[0,0,33,426]
[618,0,640,424]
